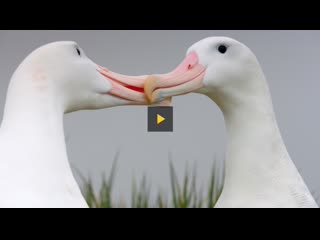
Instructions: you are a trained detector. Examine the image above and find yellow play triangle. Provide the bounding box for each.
[157,114,166,125]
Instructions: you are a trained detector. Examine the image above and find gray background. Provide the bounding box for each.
[0,30,319,202]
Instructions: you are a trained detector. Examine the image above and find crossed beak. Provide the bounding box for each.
[144,51,207,103]
[96,51,205,105]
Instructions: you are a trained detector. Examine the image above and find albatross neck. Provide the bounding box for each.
[209,74,297,192]
[1,71,72,178]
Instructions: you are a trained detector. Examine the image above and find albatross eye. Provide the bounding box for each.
[76,47,81,56]
[218,45,227,54]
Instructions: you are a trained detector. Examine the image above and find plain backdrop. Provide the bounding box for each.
[0,30,319,202]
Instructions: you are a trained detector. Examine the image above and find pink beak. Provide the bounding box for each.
[144,51,206,103]
[97,65,148,103]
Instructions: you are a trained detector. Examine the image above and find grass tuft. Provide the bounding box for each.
[77,156,224,208]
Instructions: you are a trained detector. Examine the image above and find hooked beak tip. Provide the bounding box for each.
[144,75,158,103]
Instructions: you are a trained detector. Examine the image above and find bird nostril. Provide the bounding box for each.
[187,64,192,70]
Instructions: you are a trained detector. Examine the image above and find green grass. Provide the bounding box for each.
[77,161,320,208]
[77,157,224,208]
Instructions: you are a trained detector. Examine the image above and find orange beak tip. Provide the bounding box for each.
[144,75,158,103]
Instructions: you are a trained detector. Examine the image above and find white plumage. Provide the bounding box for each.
[0,41,147,208]
[146,37,318,208]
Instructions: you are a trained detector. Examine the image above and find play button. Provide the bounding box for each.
[157,114,166,125]
[148,107,173,132]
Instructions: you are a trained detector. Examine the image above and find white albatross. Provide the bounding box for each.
[0,41,148,208]
[145,37,319,208]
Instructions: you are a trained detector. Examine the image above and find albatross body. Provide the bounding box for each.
[145,37,318,208]
[0,41,148,208]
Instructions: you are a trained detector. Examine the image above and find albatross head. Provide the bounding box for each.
[15,41,148,113]
[145,37,265,108]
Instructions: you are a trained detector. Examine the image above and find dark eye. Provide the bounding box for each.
[218,45,227,54]
[76,47,81,56]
